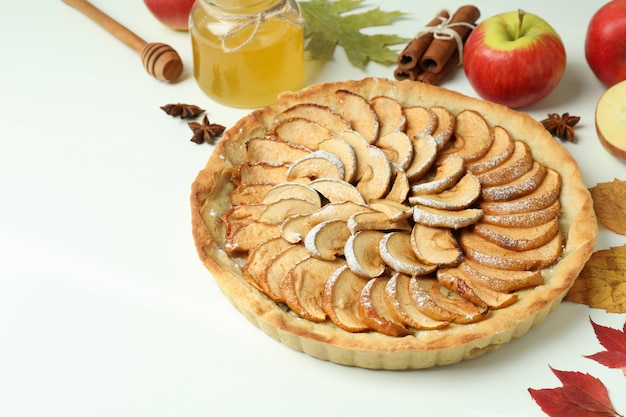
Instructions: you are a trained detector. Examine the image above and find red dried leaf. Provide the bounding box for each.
[586,317,626,375]
[529,367,622,417]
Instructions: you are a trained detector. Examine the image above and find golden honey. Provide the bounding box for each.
[190,0,305,108]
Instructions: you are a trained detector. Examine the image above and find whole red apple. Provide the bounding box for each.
[144,0,196,31]
[585,0,626,88]
[463,10,566,108]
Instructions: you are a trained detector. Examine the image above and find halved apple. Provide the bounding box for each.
[322,265,370,332]
[335,89,380,143]
[595,79,626,163]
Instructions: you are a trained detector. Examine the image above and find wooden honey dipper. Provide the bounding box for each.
[62,0,183,82]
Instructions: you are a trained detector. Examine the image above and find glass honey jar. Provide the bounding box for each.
[189,0,305,108]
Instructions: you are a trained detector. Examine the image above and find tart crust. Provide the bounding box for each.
[191,78,597,369]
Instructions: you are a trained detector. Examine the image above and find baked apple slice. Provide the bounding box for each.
[384,273,449,330]
[262,182,322,207]
[410,223,463,266]
[442,109,494,162]
[466,125,515,175]
[481,162,547,202]
[481,199,560,228]
[411,154,465,195]
[246,137,311,163]
[243,237,293,290]
[412,204,483,229]
[280,213,313,243]
[472,217,560,251]
[322,265,370,332]
[409,172,481,210]
[405,135,438,181]
[404,105,437,138]
[385,165,410,203]
[232,161,289,185]
[335,89,379,143]
[476,140,533,187]
[258,198,320,224]
[379,231,437,276]
[458,259,543,293]
[356,145,392,201]
[316,137,358,183]
[437,267,518,310]
[358,277,412,337]
[368,199,412,221]
[309,178,366,204]
[376,130,414,170]
[258,243,310,302]
[345,230,387,278]
[230,183,275,206]
[272,117,334,149]
[224,221,282,253]
[304,219,351,260]
[286,150,345,182]
[429,106,455,149]
[281,256,346,322]
[307,201,375,225]
[370,95,407,135]
[279,103,351,133]
[347,211,411,233]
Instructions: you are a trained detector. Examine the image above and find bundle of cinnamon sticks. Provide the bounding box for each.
[394,5,480,85]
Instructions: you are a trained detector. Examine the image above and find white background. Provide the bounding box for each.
[1,1,625,416]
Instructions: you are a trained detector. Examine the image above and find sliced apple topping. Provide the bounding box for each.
[404,105,437,138]
[271,117,334,149]
[345,230,387,278]
[222,90,566,337]
[370,95,407,135]
[281,256,346,322]
[409,172,481,210]
[304,219,351,260]
[246,137,311,164]
[335,89,380,143]
[384,273,449,330]
[410,224,463,266]
[358,277,412,337]
[316,137,358,183]
[411,154,465,195]
[322,265,370,332]
[262,182,322,207]
[286,150,345,182]
[379,232,437,276]
[278,103,351,133]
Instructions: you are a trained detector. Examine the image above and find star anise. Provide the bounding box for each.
[160,103,205,119]
[540,112,581,143]
[188,115,226,144]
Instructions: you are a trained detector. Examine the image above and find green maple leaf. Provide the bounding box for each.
[299,0,410,69]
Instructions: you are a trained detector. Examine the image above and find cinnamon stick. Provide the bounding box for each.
[419,5,480,74]
[417,53,459,85]
[396,10,450,71]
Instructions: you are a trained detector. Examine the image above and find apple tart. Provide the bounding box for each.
[191,77,596,369]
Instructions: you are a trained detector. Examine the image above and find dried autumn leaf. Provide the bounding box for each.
[565,245,626,313]
[589,179,626,235]
[586,317,626,376]
[529,367,622,417]
[299,0,410,68]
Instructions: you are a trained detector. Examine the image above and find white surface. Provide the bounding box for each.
[1,1,625,416]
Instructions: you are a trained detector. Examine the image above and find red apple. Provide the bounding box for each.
[595,79,626,163]
[463,10,566,108]
[143,0,196,31]
[585,0,626,88]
